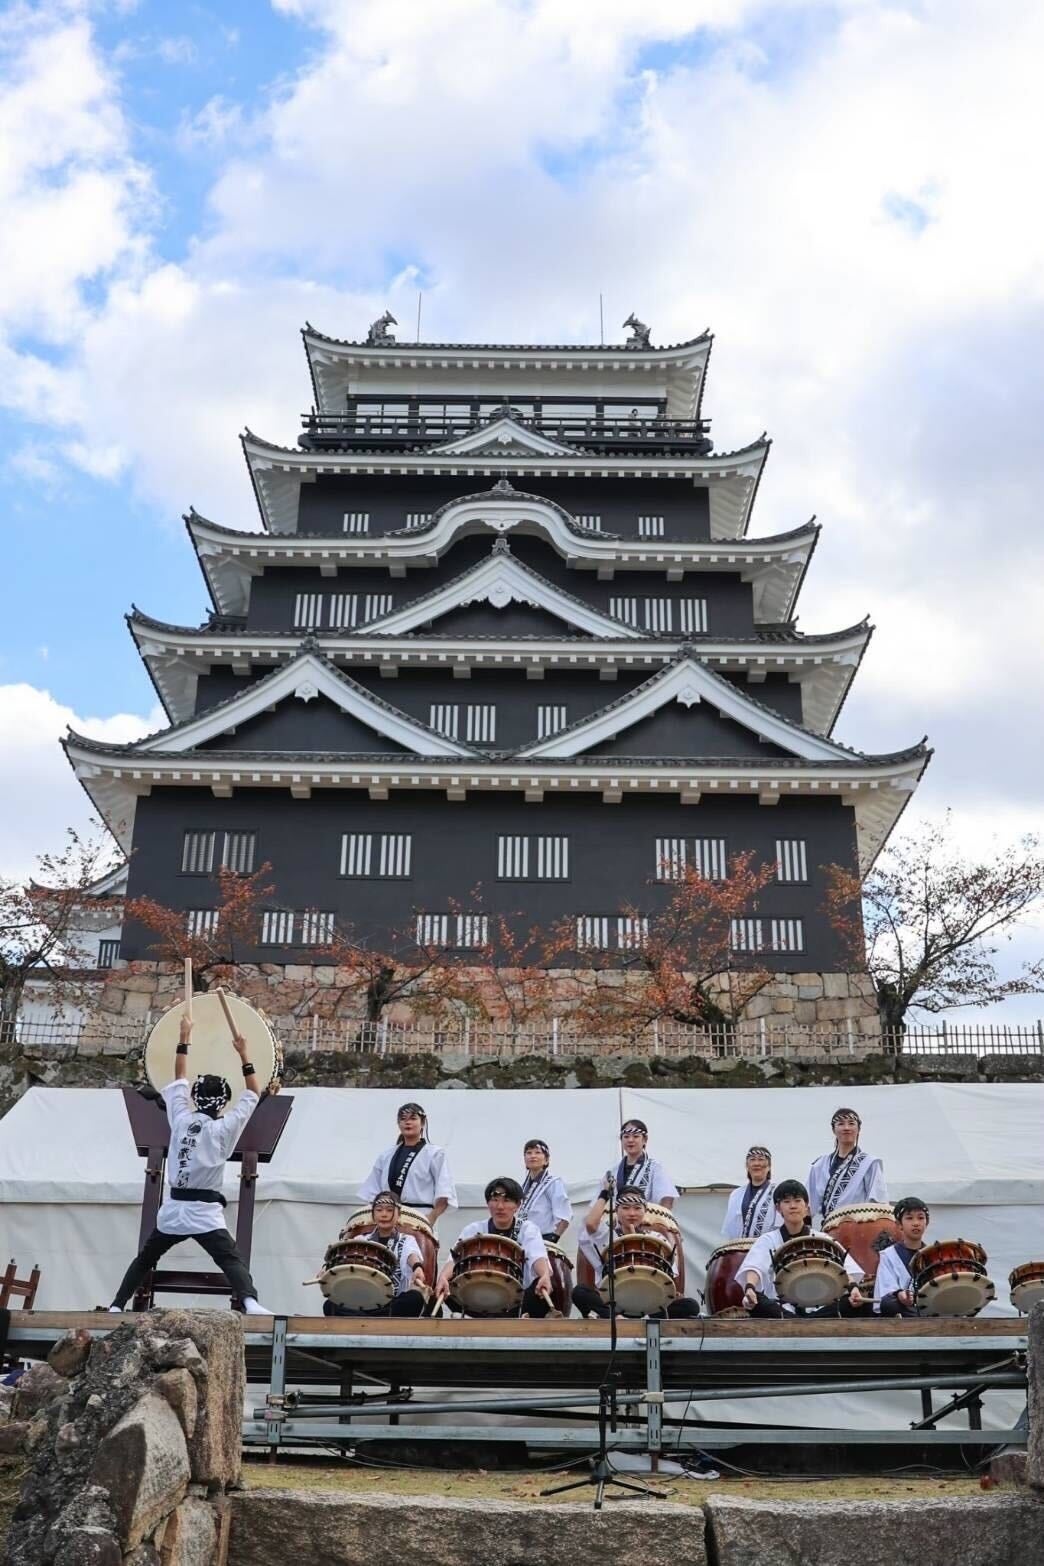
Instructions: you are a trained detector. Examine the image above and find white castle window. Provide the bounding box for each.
[181,830,216,875]
[342,512,370,534]
[638,515,665,537]
[466,704,496,743]
[770,918,805,953]
[609,597,638,627]
[655,837,727,881]
[186,909,219,938]
[537,704,568,739]
[260,909,295,946]
[340,832,413,878]
[364,593,394,622]
[730,917,806,954]
[616,915,649,950]
[416,913,488,948]
[429,704,459,739]
[300,910,336,946]
[404,512,432,529]
[576,915,610,950]
[181,830,257,876]
[293,593,324,629]
[679,598,708,634]
[97,938,121,969]
[497,835,569,880]
[575,515,602,531]
[730,918,763,953]
[775,839,808,882]
[223,831,257,874]
[328,594,357,629]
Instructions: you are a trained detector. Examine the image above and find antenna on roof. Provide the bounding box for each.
[416,292,423,343]
[599,293,604,346]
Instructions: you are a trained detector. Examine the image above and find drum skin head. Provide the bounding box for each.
[321,1264,395,1310]
[145,992,279,1107]
[600,1266,676,1316]
[1011,1279,1044,1313]
[775,1256,848,1308]
[455,1270,523,1314]
[916,1273,995,1317]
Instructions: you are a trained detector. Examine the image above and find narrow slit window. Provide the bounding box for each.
[181,830,216,875]
[775,839,808,883]
[537,704,568,739]
[293,593,324,629]
[342,513,370,534]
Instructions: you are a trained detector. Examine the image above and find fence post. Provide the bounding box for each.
[552,1016,559,1058]
[653,1018,661,1056]
[463,1014,470,1057]
[1037,1020,1044,1052]
[759,1017,767,1058]
[311,1012,319,1052]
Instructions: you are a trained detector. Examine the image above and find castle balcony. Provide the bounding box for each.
[299,393,713,455]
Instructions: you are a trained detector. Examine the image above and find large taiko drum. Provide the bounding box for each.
[773,1235,849,1309]
[1009,1262,1044,1314]
[342,1206,439,1287]
[910,1239,995,1317]
[823,1203,901,1289]
[145,992,283,1108]
[599,1231,676,1317]
[706,1238,756,1317]
[545,1241,574,1318]
[643,1202,686,1292]
[311,1238,397,1311]
[452,1234,525,1316]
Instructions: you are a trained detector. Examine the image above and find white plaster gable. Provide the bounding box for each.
[138,651,472,758]
[431,415,578,457]
[519,657,856,761]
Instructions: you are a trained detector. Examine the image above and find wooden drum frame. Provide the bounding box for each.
[705,1238,756,1317]
[452,1233,526,1317]
[599,1231,676,1317]
[772,1235,849,1309]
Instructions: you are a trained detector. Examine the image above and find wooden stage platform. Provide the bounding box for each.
[6,1314,1028,1460]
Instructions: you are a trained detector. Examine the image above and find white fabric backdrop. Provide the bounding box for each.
[1,1082,1038,1432]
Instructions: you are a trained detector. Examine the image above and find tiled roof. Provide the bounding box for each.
[383,481,621,540]
[302,325,713,353]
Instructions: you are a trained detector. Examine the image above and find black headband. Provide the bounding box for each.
[192,1074,231,1113]
[617,1185,647,1207]
[747,1146,771,1161]
[372,1191,401,1210]
[831,1107,861,1127]
[893,1196,930,1222]
[525,1139,550,1158]
[620,1120,648,1137]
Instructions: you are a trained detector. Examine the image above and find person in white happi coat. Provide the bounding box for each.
[108,1014,274,1315]
[434,1177,555,1318]
[518,1138,571,1242]
[574,1186,700,1319]
[722,1146,781,1240]
[807,1107,887,1226]
[359,1101,457,1226]
[874,1196,930,1319]
[324,1190,429,1318]
[592,1118,677,1217]
[741,1179,865,1319]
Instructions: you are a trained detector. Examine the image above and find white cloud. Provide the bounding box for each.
[0,683,158,882]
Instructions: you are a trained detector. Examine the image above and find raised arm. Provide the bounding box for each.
[231,1029,260,1096]
[175,1014,192,1078]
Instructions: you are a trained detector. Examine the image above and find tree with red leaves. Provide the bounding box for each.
[824,813,1044,1035]
[125,863,276,991]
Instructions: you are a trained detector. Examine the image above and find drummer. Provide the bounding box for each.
[740,1178,864,1319]
[574,1186,701,1319]
[807,1107,887,1226]
[324,1191,428,1318]
[722,1146,780,1240]
[519,1139,571,1243]
[593,1118,678,1215]
[874,1196,930,1319]
[359,1101,457,1227]
[107,1014,274,1316]
[434,1177,555,1318]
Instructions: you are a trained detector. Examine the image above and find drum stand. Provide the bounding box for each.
[121,1087,293,1310]
[542,1183,667,1509]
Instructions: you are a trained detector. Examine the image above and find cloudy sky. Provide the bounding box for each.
[1,0,1042,1015]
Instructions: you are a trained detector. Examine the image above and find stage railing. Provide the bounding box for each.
[12,1013,1044,1061]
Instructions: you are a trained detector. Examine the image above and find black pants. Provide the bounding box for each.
[573,1283,701,1320]
[746,1290,866,1319]
[324,1292,427,1318]
[878,1292,918,1318]
[112,1226,257,1309]
[459,1284,553,1320]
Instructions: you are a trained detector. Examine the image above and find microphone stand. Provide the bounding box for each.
[542,1178,666,1508]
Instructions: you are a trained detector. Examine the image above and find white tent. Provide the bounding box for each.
[1,1082,1037,1432]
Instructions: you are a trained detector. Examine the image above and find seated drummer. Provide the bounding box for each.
[741,1178,865,1319]
[874,1196,930,1319]
[518,1138,571,1244]
[434,1177,555,1318]
[807,1107,887,1226]
[359,1101,457,1228]
[324,1191,428,1318]
[574,1186,701,1319]
[593,1118,678,1215]
[722,1145,780,1240]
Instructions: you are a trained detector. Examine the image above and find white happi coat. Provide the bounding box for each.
[518,1171,571,1236]
[359,1142,457,1210]
[609,1154,678,1206]
[744,1226,862,1307]
[807,1150,887,1226]
[578,1221,680,1289]
[873,1243,919,1311]
[722,1182,781,1240]
[455,1218,548,1290]
[359,1228,424,1295]
[158,1080,259,1237]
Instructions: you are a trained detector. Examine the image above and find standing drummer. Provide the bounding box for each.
[575,1187,700,1319]
[518,1139,571,1243]
[359,1101,457,1227]
[324,1191,428,1318]
[807,1107,887,1226]
[591,1118,677,1219]
[722,1146,780,1240]
[874,1196,930,1318]
[434,1177,554,1318]
[740,1178,864,1319]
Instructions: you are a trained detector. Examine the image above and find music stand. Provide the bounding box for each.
[542,1181,667,1508]
[121,1087,293,1310]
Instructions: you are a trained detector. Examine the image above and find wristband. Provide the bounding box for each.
[598,1188,610,1203]
[176,1043,189,1056]
[241,1061,255,1077]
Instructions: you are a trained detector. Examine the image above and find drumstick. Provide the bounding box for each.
[429,1295,446,1319]
[184,958,193,1021]
[216,987,238,1042]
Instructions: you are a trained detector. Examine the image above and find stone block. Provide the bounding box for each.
[794,1002,817,1023]
[153,1369,199,1441]
[1029,1300,1044,1489]
[119,974,163,994]
[13,1361,69,1417]
[229,1491,704,1566]
[0,1419,32,1453]
[124,991,155,1018]
[705,1493,1044,1565]
[96,985,126,1014]
[147,1310,244,1487]
[823,972,850,999]
[770,998,795,1013]
[90,1390,190,1549]
[744,995,773,1019]
[816,1000,847,1022]
[51,1529,123,1565]
[158,1497,217,1566]
[797,982,824,999]
[48,1327,93,1379]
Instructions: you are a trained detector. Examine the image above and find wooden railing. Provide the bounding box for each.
[11,1015,1044,1061]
